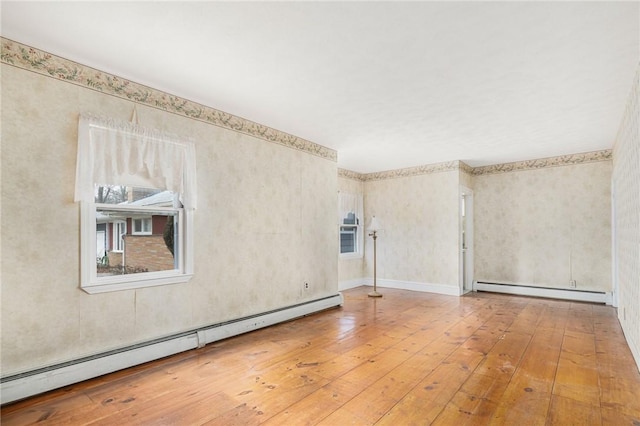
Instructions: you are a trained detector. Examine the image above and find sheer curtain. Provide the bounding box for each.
[338,192,362,224]
[74,113,197,209]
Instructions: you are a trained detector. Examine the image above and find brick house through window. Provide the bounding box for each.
[123,214,175,272]
[97,189,178,275]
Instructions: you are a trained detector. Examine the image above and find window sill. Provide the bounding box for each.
[81,273,193,294]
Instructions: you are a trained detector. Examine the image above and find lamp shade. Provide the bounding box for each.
[368,216,382,232]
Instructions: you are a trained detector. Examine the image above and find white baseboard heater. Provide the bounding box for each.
[475,281,610,304]
[0,293,344,405]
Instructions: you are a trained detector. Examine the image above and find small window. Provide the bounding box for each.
[132,217,152,235]
[338,193,364,258]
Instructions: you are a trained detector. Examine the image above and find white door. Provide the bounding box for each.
[97,230,106,260]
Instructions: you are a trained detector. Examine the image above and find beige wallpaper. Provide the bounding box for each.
[459,163,474,190]
[363,169,461,290]
[337,174,365,286]
[612,64,639,369]
[1,51,337,374]
[337,165,467,292]
[474,160,612,292]
[340,152,612,298]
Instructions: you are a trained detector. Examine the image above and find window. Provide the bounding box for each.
[75,114,197,293]
[132,217,152,235]
[340,212,359,254]
[338,192,364,258]
[94,188,182,278]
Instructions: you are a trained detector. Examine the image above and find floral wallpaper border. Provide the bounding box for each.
[472,149,612,176]
[459,161,474,175]
[338,168,366,181]
[340,151,612,181]
[363,160,464,181]
[0,37,337,162]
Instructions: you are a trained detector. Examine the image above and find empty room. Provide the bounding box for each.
[1,1,639,424]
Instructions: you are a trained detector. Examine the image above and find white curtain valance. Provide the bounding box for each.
[74,113,197,209]
[338,192,363,225]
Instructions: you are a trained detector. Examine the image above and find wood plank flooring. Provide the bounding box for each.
[2,287,640,425]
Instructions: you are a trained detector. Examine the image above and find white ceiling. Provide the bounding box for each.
[2,1,638,173]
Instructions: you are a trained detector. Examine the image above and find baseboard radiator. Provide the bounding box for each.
[475,281,610,304]
[0,293,344,405]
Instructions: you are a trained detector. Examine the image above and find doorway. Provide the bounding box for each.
[460,187,474,294]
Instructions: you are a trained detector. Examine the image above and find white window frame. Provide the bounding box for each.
[112,220,126,252]
[132,217,152,235]
[340,223,359,256]
[82,203,193,294]
[338,193,364,259]
[75,113,196,294]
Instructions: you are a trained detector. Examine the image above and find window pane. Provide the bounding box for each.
[94,185,130,204]
[97,209,178,276]
[340,226,357,254]
[132,218,152,235]
[94,184,177,206]
[342,212,357,225]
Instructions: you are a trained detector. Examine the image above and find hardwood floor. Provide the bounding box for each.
[2,287,640,425]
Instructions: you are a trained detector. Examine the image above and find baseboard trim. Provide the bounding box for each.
[348,278,461,296]
[474,281,610,304]
[377,278,461,296]
[0,294,344,405]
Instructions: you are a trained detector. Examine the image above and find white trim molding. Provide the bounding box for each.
[474,281,611,304]
[357,278,461,296]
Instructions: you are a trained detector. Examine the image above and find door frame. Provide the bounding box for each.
[459,186,474,295]
[611,180,618,307]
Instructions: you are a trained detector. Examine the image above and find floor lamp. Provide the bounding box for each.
[368,216,382,298]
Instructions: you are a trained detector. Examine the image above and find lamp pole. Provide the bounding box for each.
[368,228,382,298]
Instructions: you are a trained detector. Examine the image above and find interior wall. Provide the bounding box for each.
[460,165,475,190]
[363,168,461,292]
[473,159,612,292]
[338,173,365,287]
[1,45,338,376]
[612,63,640,369]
